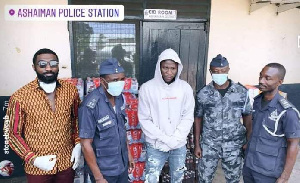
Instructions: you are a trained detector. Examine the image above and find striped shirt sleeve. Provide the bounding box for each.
[7,97,37,163]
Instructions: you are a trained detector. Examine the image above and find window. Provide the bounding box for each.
[72,22,139,79]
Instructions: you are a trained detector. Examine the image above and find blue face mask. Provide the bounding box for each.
[212,74,228,86]
[103,79,125,96]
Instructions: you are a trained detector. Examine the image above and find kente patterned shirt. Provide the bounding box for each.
[6,78,80,175]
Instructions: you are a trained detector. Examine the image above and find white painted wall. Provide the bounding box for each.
[0,0,70,96]
[207,0,300,85]
[1,0,299,96]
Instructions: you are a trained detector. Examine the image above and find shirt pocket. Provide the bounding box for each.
[96,146,119,170]
[97,119,116,140]
[232,101,244,109]
[260,118,280,142]
[204,103,215,109]
[254,140,279,171]
[204,103,217,119]
[232,101,244,118]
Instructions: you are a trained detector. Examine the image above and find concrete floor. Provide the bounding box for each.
[2,151,300,183]
[213,151,300,183]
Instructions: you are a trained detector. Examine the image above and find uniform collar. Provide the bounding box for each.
[208,79,237,93]
[98,85,120,103]
[98,86,109,103]
[256,92,281,110]
[266,92,281,108]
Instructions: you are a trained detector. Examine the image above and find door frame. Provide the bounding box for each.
[139,20,209,91]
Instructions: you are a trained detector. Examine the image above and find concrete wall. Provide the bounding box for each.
[0,0,70,96]
[207,0,300,85]
[1,0,299,96]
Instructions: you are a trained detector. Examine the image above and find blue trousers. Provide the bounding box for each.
[90,168,128,183]
[243,166,277,183]
[144,143,186,183]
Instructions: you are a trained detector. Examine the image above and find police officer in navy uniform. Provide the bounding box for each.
[243,63,300,183]
[79,58,134,183]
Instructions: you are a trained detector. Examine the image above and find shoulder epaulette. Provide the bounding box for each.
[292,107,300,118]
[279,98,292,109]
[237,82,247,90]
[196,85,207,93]
[85,94,101,109]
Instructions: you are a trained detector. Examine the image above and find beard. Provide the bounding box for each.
[36,71,59,83]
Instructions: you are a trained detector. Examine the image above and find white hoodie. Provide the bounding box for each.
[138,48,195,151]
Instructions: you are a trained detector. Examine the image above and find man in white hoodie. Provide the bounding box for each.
[138,48,195,183]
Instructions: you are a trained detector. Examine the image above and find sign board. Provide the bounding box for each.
[144,9,177,20]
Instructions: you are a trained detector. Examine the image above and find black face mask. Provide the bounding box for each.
[36,71,59,83]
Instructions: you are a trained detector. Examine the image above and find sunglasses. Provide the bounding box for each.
[37,60,59,68]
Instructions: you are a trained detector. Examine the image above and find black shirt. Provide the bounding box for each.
[217,80,231,97]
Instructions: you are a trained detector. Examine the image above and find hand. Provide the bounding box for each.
[33,155,56,171]
[95,176,108,183]
[194,145,202,158]
[159,144,170,152]
[163,136,179,149]
[241,143,248,159]
[0,166,10,174]
[243,143,248,151]
[128,151,135,173]
[276,177,288,183]
[70,143,81,170]
[156,141,170,152]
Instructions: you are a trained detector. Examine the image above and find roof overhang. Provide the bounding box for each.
[250,0,300,14]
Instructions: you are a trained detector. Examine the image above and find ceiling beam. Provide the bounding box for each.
[275,0,300,3]
[251,0,270,3]
[252,0,300,3]
[250,2,270,13]
[277,2,300,13]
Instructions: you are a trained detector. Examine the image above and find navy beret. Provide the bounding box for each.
[99,58,124,75]
[210,54,229,67]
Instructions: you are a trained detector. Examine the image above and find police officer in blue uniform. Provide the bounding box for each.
[194,54,252,183]
[79,58,134,183]
[243,63,300,183]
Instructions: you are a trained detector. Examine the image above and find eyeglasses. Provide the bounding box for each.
[37,60,59,68]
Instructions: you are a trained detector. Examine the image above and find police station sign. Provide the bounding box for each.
[144,9,177,20]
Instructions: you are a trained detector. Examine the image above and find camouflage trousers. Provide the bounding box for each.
[198,143,243,183]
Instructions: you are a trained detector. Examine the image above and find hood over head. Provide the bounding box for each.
[154,48,183,84]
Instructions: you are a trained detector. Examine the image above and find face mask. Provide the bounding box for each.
[103,79,125,96]
[212,74,228,86]
[39,81,56,93]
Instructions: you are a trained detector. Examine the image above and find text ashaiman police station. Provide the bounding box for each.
[17,8,120,18]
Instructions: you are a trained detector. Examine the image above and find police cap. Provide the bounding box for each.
[210,54,229,67]
[99,58,125,75]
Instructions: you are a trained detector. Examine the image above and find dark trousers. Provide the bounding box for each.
[90,169,128,183]
[243,166,277,183]
[26,167,75,183]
